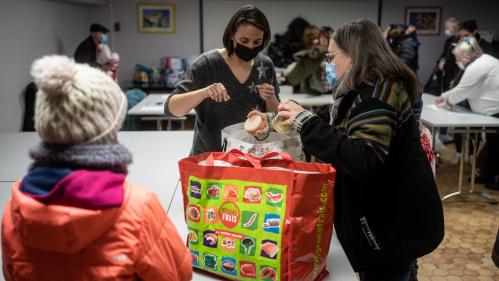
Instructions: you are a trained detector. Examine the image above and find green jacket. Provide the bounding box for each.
[285,47,325,95]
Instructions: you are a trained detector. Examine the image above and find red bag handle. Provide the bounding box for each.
[205,149,293,168]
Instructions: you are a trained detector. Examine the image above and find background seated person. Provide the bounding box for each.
[436,37,499,190]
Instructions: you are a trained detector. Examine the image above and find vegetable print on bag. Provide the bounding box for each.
[179,150,336,281]
[186,176,286,280]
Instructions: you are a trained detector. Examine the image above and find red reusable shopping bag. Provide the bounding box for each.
[178,150,336,281]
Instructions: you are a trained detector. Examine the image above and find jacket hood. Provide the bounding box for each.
[9,171,127,254]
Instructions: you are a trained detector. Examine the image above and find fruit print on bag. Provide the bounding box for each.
[186,176,287,280]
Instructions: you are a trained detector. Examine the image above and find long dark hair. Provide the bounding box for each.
[334,20,421,101]
[222,5,271,55]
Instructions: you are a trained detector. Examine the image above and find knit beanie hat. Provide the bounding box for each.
[31,55,127,145]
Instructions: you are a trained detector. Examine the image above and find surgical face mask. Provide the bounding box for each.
[444,29,452,37]
[325,62,336,87]
[234,43,261,62]
[100,34,109,44]
[456,61,466,70]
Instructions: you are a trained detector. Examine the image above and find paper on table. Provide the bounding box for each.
[141,105,163,111]
[427,104,440,110]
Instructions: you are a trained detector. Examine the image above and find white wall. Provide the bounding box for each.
[98,0,201,86]
[381,0,499,84]
[0,0,90,132]
[202,0,379,52]
[2,0,499,132]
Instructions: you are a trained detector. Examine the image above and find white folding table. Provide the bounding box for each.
[127,92,333,131]
[421,94,499,204]
[127,94,195,130]
[0,131,357,281]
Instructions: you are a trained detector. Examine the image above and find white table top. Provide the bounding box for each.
[128,92,332,116]
[0,131,356,281]
[0,132,194,209]
[128,94,195,116]
[279,92,332,107]
[421,94,499,128]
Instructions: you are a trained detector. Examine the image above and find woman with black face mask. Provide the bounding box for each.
[165,5,279,155]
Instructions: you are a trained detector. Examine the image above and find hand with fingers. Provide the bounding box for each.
[435,96,451,109]
[246,110,269,136]
[277,100,305,126]
[203,82,230,102]
[256,83,276,101]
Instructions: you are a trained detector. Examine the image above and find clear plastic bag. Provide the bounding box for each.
[221,122,305,161]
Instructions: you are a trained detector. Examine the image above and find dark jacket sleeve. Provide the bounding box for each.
[299,85,405,182]
[300,115,386,182]
[397,40,417,67]
[74,38,98,67]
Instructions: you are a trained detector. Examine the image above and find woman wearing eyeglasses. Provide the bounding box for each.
[249,20,444,281]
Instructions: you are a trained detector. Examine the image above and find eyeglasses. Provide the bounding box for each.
[325,53,333,64]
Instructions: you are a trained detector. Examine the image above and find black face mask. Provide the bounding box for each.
[234,43,262,62]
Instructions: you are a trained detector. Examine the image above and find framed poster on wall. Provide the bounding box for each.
[137,3,176,34]
[404,6,442,36]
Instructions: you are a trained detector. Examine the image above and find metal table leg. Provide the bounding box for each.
[442,130,466,202]
[442,130,498,204]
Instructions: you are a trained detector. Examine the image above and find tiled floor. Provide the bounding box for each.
[417,147,499,281]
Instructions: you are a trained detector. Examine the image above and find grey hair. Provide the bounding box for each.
[445,17,459,26]
[333,20,421,102]
[454,37,483,57]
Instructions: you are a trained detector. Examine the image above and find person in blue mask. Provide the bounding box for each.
[165,5,279,155]
[74,23,110,67]
[250,20,444,281]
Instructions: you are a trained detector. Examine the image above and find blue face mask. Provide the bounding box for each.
[444,29,452,37]
[100,34,108,44]
[325,62,336,87]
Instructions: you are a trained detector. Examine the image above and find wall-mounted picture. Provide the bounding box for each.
[137,3,176,33]
[404,6,442,36]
